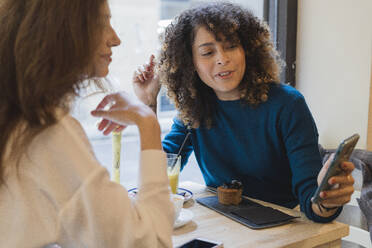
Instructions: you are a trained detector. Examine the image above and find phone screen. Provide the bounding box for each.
[178,239,219,248]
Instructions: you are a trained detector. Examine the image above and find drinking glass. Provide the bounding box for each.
[167,153,181,194]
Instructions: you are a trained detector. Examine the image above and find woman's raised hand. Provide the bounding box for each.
[91,92,162,150]
[132,54,161,106]
[91,92,157,135]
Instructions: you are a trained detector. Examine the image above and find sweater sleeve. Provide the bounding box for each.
[162,117,194,170]
[279,95,342,222]
[57,150,174,248]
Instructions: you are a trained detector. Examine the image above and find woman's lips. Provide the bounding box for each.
[101,54,112,63]
[216,70,234,79]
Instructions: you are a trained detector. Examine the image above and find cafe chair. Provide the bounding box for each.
[343,222,371,247]
[338,190,371,247]
[319,145,372,247]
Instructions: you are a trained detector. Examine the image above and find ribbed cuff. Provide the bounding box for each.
[306,194,343,223]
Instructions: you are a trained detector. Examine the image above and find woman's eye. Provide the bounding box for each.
[201,51,213,56]
[227,44,237,49]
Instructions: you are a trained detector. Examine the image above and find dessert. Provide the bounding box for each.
[217,180,243,205]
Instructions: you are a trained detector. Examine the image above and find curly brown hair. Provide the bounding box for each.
[158,2,282,128]
[0,0,106,185]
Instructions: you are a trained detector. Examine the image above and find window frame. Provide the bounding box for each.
[265,0,298,86]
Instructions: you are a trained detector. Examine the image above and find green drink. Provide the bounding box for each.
[112,131,122,183]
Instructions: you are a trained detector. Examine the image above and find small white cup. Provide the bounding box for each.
[171,194,184,222]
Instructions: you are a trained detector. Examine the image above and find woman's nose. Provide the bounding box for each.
[216,51,230,65]
[108,29,121,47]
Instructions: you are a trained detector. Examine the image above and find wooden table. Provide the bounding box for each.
[173,181,349,248]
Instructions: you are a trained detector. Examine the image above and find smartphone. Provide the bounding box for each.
[177,238,223,248]
[311,134,359,204]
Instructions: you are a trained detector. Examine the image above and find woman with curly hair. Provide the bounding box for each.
[130,2,355,222]
[0,0,174,247]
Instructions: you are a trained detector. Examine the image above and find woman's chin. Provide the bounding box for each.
[94,68,109,78]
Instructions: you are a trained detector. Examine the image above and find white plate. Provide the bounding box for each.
[177,188,193,202]
[174,209,193,229]
[128,187,194,202]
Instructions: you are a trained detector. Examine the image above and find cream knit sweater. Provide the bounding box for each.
[0,115,174,248]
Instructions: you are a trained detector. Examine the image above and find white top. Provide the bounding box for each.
[0,114,174,248]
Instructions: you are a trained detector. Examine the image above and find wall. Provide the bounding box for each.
[296,0,372,149]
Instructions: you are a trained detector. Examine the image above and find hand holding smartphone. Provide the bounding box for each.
[311,134,359,204]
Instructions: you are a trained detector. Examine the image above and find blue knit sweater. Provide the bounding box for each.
[163,83,341,222]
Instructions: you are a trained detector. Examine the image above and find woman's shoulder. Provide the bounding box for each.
[27,113,100,181]
[33,114,94,156]
[268,83,305,104]
[53,114,88,139]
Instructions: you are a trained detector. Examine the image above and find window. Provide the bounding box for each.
[266,0,298,86]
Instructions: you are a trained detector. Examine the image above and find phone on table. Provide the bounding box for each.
[177,238,223,248]
[311,133,359,204]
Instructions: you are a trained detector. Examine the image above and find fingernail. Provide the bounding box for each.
[321,192,327,198]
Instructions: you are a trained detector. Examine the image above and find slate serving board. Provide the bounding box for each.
[196,196,299,229]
